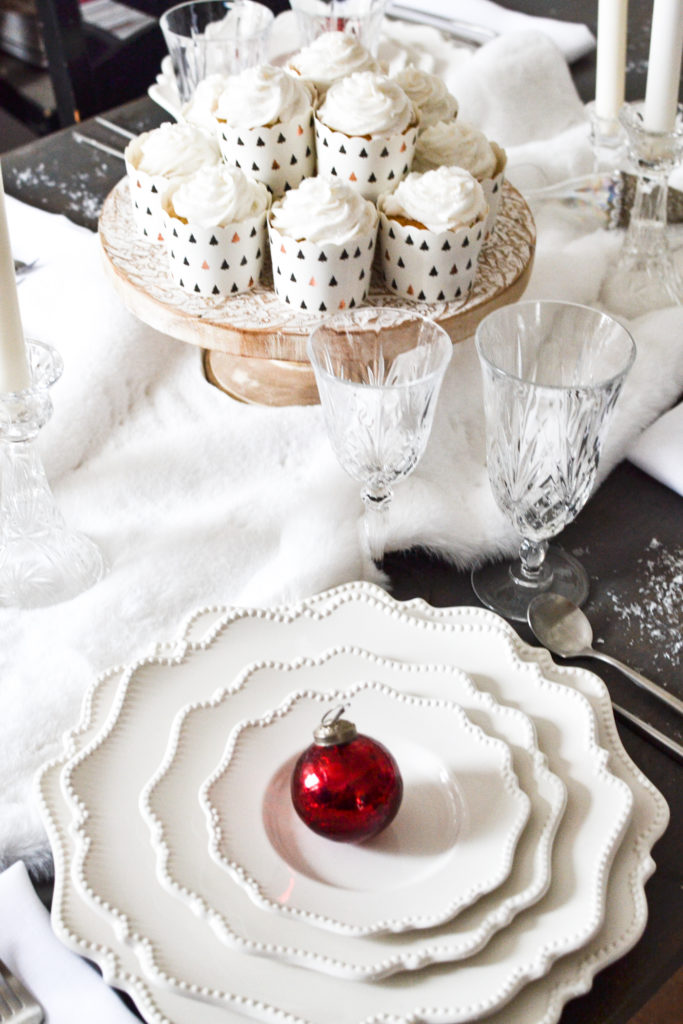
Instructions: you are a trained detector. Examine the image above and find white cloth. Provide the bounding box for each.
[0,861,138,1022]
[387,0,596,63]
[2,31,683,875]
[628,402,683,495]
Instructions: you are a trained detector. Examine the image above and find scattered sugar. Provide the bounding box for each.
[11,160,112,226]
[604,538,682,668]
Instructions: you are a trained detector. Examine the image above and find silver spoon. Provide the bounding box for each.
[527,593,683,717]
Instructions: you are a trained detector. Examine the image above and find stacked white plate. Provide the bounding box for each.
[36,581,669,1024]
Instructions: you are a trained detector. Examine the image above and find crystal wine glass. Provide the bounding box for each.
[471,300,636,622]
[307,308,452,563]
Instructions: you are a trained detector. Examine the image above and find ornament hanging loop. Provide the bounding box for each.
[313,704,358,746]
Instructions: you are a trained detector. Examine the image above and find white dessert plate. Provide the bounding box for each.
[202,680,531,936]
[36,582,668,1024]
[147,647,562,979]
[57,587,635,1022]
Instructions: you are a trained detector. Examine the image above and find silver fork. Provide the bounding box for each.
[0,959,44,1024]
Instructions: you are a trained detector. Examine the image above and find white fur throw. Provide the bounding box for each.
[2,31,683,875]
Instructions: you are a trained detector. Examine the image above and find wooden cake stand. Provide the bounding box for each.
[98,179,536,406]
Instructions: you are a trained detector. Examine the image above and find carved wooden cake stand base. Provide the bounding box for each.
[98,179,535,406]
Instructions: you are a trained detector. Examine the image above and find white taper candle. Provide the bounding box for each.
[0,165,31,392]
[643,0,683,131]
[595,0,629,121]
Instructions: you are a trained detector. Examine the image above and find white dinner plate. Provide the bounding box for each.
[201,680,531,937]
[149,647,563,978]
[35,582,668,1024]
[57,585,634,1023]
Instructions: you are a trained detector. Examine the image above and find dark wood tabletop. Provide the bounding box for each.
[2,2,681,1023]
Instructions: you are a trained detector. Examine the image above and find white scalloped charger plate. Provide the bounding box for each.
[201,680,531,936]
[54,586,637,1023]
[146,647,563,979]
[35,582,668,1024]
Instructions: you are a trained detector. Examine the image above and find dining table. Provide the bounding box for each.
[0,2,681,1024]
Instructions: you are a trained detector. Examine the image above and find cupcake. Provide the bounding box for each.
[287,30,379,94]
[377,165,488,304]
[394,68,458,132]
[124,121,221,243]
[315,71,419,201]
[268,176,378,312]
[162,162,270,297]
[413,119,507,237]
[215,64,316,196]
[180,73,230,133]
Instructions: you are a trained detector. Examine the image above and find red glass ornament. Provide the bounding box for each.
[290,706,403,844]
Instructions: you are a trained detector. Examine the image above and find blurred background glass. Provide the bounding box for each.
[160,0,274,103]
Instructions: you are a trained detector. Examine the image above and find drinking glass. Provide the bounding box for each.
[289,0,388,53]
[160,0,274,104]
[308,309,452,563]
[471,300,636,621]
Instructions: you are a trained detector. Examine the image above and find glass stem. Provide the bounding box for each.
[511,537,552,589]
[361,486,392,564]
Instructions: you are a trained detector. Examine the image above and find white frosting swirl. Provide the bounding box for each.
[215,64,312,129]
[270,176,377,244]
[126,121,220,178]
[413,119,498,179]
[317,71,414,137]
[380,166,487,233]
[288,31,379,89]
[166,163,269,228]
[181,74,229,132]
[395,68,458,131]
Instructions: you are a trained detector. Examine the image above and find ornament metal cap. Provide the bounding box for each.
[313,705,358,746]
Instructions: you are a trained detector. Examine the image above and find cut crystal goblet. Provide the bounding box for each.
[307,308,452,563]
[470,300,636,621]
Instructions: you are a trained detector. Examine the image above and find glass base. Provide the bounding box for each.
[600,257,682,318]
[0,526,105,608]
[471,545,589,623]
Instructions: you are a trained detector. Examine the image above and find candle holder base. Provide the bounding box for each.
[0,341,105,608]
[600,102,683,319]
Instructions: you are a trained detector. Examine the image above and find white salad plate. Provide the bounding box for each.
[48,583,642,1024]
[201,679,531,937]
[146,647,562,979]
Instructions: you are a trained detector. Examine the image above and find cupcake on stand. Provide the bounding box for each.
[377,164,488,303]
[162,162,270,297]
[268,176,378,311]
[394,68,459,132]
[124,121,221,243]
[315,71,419,201]
[287,30,379,94]
[413,119,506,237]
[215,64,316,197]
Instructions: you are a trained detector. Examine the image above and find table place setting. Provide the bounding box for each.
[0,2,682,1024]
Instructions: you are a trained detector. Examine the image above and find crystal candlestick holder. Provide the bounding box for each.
[601,102,683,318]
[0,341,105,607]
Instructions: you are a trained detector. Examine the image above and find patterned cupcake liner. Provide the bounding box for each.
[314,116,419,201]
[268,218,377,312]
[481,143,507,239]
[162,206,268,297]
[216,108,317,198]
[125,158,171,244]
[377,209,486,304]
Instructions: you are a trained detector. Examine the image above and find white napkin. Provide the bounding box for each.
[0,861,139,1023]
[627,402,683,496]
[387,0,596,63]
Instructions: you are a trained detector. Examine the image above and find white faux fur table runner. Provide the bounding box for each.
[3,30,683,874]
